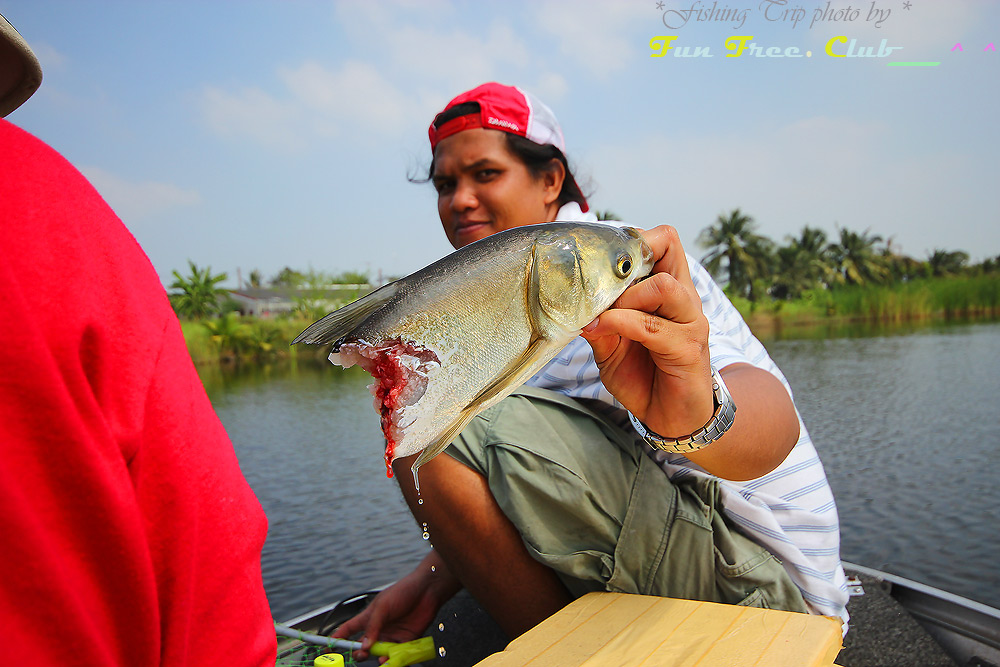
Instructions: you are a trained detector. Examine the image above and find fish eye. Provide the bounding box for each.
[615,253,633,278]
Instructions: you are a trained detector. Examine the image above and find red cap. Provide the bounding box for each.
[428,82,587,211]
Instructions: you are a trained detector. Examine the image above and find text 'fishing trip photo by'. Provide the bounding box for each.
[2,2,998,666]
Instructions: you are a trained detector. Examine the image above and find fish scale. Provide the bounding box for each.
[293,222,654,485]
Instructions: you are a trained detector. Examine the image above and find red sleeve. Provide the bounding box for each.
[0,119,276,666]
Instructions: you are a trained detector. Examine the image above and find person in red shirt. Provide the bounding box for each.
[0,13,276,665]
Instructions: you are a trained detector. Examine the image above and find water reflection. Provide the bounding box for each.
[768,321,1000,607]
[204,361,430,621]
[753,314,983,342]
[205,319,1000,620]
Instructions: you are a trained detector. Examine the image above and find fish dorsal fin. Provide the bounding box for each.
[409,335,564,489]
[291,282,400,345]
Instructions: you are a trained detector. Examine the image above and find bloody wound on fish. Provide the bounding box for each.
[333,339,441,478]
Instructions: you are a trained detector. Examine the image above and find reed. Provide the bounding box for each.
[731,275,999,340]
[818,276,1000,321]
[180,315,330,366]
[179,276,1000,363]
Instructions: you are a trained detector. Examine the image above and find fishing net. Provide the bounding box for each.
[272,589,437,667]
[273,591,374,667]
[275,640,354,667]
[274,628,436,667]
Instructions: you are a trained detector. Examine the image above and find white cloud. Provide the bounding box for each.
[531,72,570,104]
[532,0,648,79]
[587,114,980,258]
[81,167,202,222]
[279,60,410,134]
[200,85,303,151]
[333,1,534,91]
[199,59,433,150]
[387,22,530,88]
[198,0,618,151]
[27,41,66,69]
[801,0,981,56]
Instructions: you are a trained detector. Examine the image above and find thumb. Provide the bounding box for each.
[357,603,390,656]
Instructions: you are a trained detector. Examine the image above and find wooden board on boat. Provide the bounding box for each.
[472,591,844,667]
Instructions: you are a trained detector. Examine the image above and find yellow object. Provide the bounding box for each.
[473,592,843,667]
[313,654,345,667]
[369,636,438,667]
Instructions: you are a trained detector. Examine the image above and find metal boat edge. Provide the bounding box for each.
[277,567,1000,666]
[843,561,1000,666]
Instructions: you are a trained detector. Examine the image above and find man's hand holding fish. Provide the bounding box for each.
[581,224,800,482]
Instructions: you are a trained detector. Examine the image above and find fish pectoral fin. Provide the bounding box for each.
[291,282,400,345]
[468,336,565,409]
[410,407,481,491]
[409,337,565,490]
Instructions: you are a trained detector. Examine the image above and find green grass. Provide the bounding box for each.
[179,275,1000,362]
[179,315,332,366]
[732,275,1000,340]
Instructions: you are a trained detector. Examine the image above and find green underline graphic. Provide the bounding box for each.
[887,62,941,67]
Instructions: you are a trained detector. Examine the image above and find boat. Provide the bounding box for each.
[838,561,1000,667]
[275,563,1000,666]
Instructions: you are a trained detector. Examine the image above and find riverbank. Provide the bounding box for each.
[733,274,1000,340]
[180,316,329,366]
[179,274,1000,364]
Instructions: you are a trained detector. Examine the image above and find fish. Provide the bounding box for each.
[292,221,654,488]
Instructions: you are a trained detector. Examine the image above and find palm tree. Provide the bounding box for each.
[698,209,774,301]
[771,226,836,299]
[169,261,228,319]
[829,227,889,286]
[927,249,970,277]
[203,312,250,361]
[881,239,926,282]
[595,210,622,222]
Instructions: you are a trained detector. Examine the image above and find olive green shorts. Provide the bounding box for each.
[445,386,808,612]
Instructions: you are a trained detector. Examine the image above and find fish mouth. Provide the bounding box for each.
[640,239,654,266]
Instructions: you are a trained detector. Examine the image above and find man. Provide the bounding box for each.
[0,13,276,665]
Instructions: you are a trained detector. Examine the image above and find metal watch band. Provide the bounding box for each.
[628,366,737,454]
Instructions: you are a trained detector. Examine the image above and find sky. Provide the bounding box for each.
[4,0,998,288]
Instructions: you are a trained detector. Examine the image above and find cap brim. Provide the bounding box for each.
[0,12,42,117]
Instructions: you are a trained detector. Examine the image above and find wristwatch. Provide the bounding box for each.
[628,366,737,454]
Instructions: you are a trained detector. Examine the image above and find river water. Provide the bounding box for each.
[202,320,1000,622]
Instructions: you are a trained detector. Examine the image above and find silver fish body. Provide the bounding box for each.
[293,222,654,485]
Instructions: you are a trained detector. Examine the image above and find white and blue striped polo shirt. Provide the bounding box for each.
[532,205,850,625]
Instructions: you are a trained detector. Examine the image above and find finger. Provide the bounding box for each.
[331,607,370,639]
[614,272,701,324]
[640,225,695,287]
[357,605,389,658]
[342,598,387,660]
[580,321,623,368]
[584,307,708,363]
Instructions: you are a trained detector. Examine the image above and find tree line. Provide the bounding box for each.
[168,262,374,320]
[698,209,997,303]
[168,209,999,321]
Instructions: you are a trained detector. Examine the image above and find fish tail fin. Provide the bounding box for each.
[291,282,399,345]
